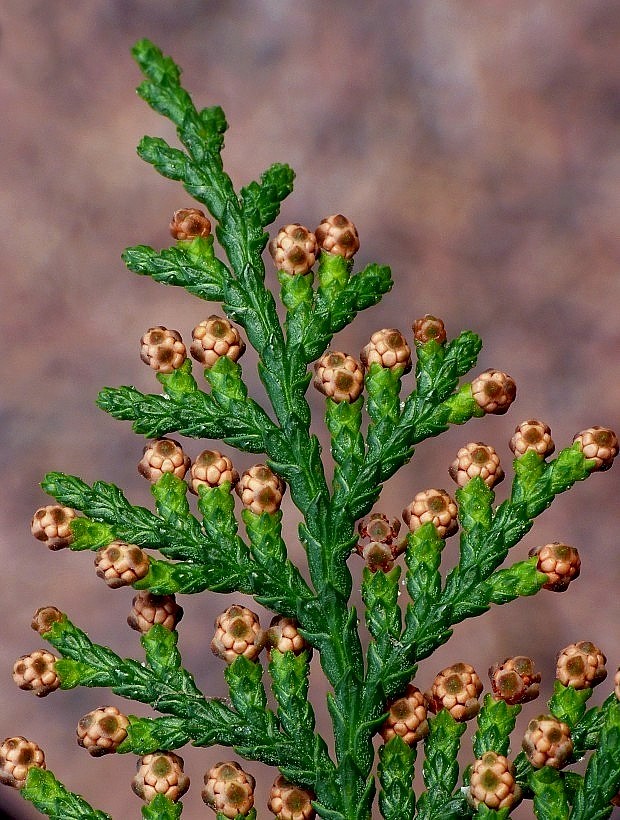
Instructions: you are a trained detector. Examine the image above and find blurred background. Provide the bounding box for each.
[1,1,619,817]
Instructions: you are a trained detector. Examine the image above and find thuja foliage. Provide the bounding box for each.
[5,39,620,820]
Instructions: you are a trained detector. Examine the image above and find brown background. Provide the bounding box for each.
[1,1,619,818]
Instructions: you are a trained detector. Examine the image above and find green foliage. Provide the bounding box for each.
[13,37,619,820]
[22,769,111,820]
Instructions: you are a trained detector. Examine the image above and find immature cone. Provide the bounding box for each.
[528,542,581,592]
[509,419,555,458]
[190,315,246,368]
[573,426,618,472]
[412,314,447,345]
[12,650,60,698]
[471,369,516,415]
[380,684,429,745]
[268,223,318,276]
[139,326,187,373]
[0,737,45,789]
[522,715,573,769]
[202,761,255,818]
[170,207,211,240]
[211,605,265,664]
[95,541,150,588]
[359,541,396,573]
[313,351,365,403]
[76,705,129,756]
[131,751,190,803]
[189,449,239,494]
[138,438,191,482]
[555,641,607,689]
[489,656,541,705]
[426,662,483,721]
[235,464,286,515]
[314,214,360,259]
[449,442,504,488]
[30,505,76,550]
[31,606,63,635]
[268,774,316,819]
[360,328,412,374]
[267,616,310,657]
[468,751,522,811]
[402,488,458,539]
[357,513,401,545]
[127,591,184,634]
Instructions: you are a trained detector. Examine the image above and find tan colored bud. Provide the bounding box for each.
[202,761,256,818]
[449,442,504,489]
[189,449,239,494]
[267,616,310,657]
[12,650,60,698]
[313,351,365,403]
[31,606,63,635]
[211,605,265,664]
[235,464,286,515]
[509,419,555,458]
[426,662,483,721]
[614,668,620,701]
[380,684,429,745]
[315,214,360,259]
[30,505,77,551]
[412,315,447,345]
[522,715,573,769]
[402,488,458,539]
[127,591,183,634]
[131,751,190,803]
[573,426,618,472]
[268,774,316,819]
[556,641,607,689]
[357,513,401,545]
[95,541,150,588]
[170,207,211,240]
[359,541,395,573]
[76,706,129,756]
[471,369,516,415]
[138,437,191,482]
[0,737,45,789]
[360,329,412,374]
[190,315,246,368]
[528,542,581,592]
[489,656,540,705]
[468,751,521,811]
[139,326,186,373]
[269,223,318,276]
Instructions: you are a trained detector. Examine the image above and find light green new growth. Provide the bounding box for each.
[8,39,619,820]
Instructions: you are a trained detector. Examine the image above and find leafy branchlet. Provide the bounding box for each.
[9,39,619,820]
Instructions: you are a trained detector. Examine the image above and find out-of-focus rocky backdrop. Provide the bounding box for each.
[2,2,619,817]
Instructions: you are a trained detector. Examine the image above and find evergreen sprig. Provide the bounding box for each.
[11,37,619,820]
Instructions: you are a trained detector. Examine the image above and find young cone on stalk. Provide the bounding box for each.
[6,39,620,820]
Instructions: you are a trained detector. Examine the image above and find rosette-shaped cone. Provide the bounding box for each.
[489,656,540,705]
[468,751,522,811]
[314,214,360,258]
[30,505,76,550]
[202,761,255,818]
[132,751,190,803]
[380,684,429,745]
[170,207,211,240]
[522,715,573,769]
[139,326,186,373]
[269,223,318,275]
[0,737,45,789]
[555,641,607,689]
[426,662,483,721]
